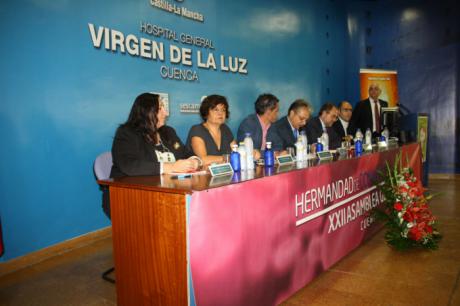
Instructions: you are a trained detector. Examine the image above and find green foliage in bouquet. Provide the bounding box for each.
[373,154,441,250]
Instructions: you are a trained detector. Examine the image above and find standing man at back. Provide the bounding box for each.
[349,83,388,137]
[332,100,353,140]
[237,93,280,151]
[267,99,312,152]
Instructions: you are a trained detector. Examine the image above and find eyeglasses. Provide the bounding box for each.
[296,113,309,122]
[210,107,227,113]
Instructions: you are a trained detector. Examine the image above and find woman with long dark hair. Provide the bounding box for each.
[110,93,201,177]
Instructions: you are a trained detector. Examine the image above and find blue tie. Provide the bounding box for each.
[293,128,298,140]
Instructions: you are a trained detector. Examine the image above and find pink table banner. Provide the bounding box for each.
[188,143,421,306]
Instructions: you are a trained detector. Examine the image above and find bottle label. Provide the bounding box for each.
[316,143,323,153]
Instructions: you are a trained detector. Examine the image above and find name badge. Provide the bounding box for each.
[155,150,176,163]
[317,151,333,161]
[276,154,294,165]
[209,163,234,177]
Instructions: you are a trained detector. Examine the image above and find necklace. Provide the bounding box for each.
[154,135,170,153]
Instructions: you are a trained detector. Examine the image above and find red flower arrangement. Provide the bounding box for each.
[373,154,441,250]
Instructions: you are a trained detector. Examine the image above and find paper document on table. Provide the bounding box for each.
[167,170,208,176]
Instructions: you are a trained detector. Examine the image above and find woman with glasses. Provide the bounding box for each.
[186,95,237,166]
[110,92,201,178]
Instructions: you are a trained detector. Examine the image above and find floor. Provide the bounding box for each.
[0,178,459,306]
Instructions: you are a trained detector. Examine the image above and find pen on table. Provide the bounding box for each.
[171,174,192,179]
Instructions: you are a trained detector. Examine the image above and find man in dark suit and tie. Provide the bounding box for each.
[267,99,312,152]
[305,102,341,150]
[349,83,388,138]
[332,100,353,140]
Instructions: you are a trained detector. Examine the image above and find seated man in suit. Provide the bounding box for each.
[267,99,312,152]
[237,93,280,151]
[349,83,388,138]
[332,100,353,140]
[305,102,341,150]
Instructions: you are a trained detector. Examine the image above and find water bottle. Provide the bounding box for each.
[247,168,255,179]
[238,142,247,170]
[295,139,305,161]
[230,144,241,171]
[244,133,254,170]
[365,128,372,145]
[316,138,323,153]
[355,139,363,156]
[321,132,329,151]
[264,165,274,176]
[240,168,247,181]
[264,141,275,167]
[382,126,390,142]
[300,130,308,156]
[355,128,363,142]
[296,159,306,169]
[231,171,241,183]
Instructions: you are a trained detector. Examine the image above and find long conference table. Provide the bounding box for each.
[99,143,422,306]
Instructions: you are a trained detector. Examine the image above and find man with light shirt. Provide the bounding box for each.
[237,93,280,151]
[267,99,312,152]
[332,100,353,139]
[349,83,388,137]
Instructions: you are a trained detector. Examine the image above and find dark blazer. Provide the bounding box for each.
[237,114,263,150]
[110,125,192,178]
[349,98,388,136]
[332,119,347,140]
[266,116,297,151]
[305,117,342,150]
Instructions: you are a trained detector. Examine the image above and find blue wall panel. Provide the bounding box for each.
[0,0,349,260]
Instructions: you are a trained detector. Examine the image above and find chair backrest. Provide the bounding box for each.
[94,152,113,180]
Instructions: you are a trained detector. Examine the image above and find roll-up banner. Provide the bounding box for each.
[360,68,399,107]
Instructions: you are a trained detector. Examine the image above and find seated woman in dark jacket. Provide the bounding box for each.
[110,93,201,178]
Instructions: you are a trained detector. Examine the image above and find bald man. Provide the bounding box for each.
[349,83,388,137]
[332,101,353,139]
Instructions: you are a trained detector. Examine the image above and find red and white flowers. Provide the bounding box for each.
[374,155,441,250]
